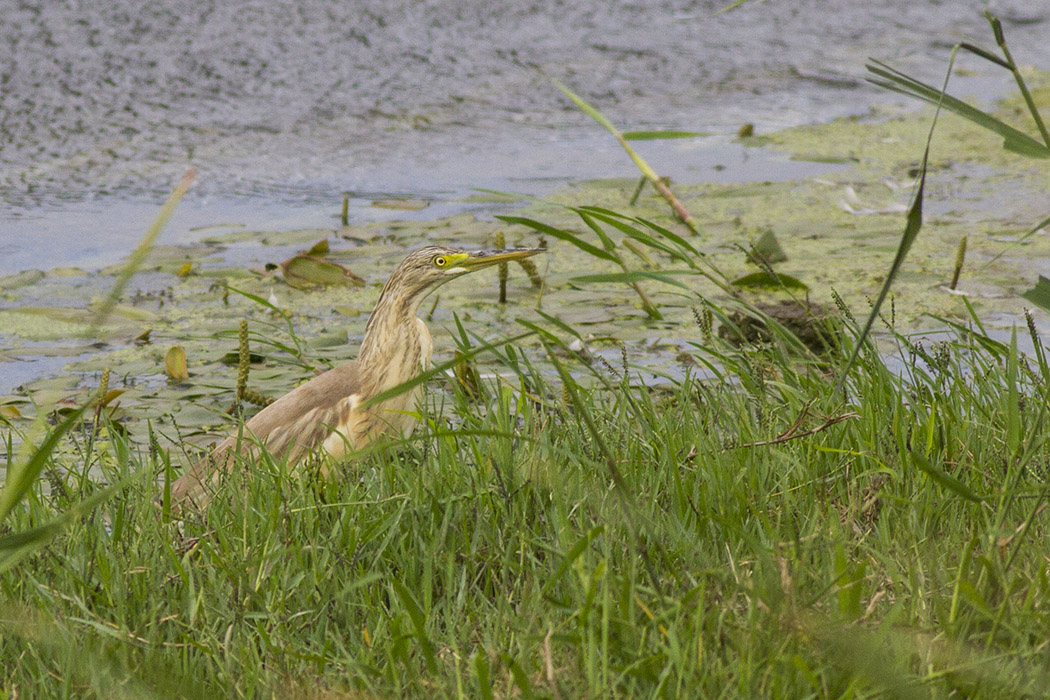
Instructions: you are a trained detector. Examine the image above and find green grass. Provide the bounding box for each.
[5,15,1050,697]
[4,301,1050,699]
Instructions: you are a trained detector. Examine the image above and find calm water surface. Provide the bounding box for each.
[1,0,1046,274]
[0,0,1047,395]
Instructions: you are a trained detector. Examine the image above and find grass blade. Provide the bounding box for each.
[0,481,126,574]
[497,215,618,262]
[622,130,708,140]
[571,270,696,292]
[542,525,604,595]
[0,404,88,523]
[360,331,536,410]
[90,169,197,333]
[1022,275,1050,313]
[866,60,1050,159]
[909,451,983,503]
[981,213,1050,271]
[391,578,437,673]
[553,79,700,234]
[837,64,941,388]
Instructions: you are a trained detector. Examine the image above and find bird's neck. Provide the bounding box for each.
[357,282,426,370]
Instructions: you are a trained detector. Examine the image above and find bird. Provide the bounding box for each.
[170,245,543,508]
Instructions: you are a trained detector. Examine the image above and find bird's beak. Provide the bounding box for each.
[456,248,544,271]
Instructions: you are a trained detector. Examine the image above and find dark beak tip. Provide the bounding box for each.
[470,247,544,259]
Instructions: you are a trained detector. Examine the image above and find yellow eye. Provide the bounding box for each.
[433,255,447,268]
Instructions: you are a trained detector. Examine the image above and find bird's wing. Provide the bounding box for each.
[170,361,363,507]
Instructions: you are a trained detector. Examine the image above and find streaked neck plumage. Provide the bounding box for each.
[357,269,438,387]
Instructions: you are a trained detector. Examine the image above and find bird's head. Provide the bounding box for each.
[360,244,544,363]
[387,245,544,301]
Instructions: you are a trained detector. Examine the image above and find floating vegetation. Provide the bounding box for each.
[279,254,366,289]
[371,198,429,211]
[164,345,189,380]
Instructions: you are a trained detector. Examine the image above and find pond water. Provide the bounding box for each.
[0,0,1048,399]
[2,1,1046,259]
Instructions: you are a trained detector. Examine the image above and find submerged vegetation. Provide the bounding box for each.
[4,12,1050,700]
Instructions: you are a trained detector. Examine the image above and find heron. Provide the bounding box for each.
[170,245,543,508]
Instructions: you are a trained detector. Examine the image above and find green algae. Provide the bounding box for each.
[0,270,45,290]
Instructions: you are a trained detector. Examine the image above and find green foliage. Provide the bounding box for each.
[5,303,1050,698]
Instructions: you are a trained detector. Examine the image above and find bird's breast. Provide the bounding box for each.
[321,318,432,459]
[416,317,433,370]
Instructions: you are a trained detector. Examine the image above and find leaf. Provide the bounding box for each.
[92,169,196,333]
[0,481,125,574]
[576,211,617,253]
[750,229,788,264]
[360,331,536,410]
[552,80,699,233]
[715,0,760,15]
[533,310,584,341]
[501,653,536,700]
[333,305,362,317]
[622,130,709,140]
[980,213,1050,270]
[542,526,604,595]
[866,60,1050,159]
[496,216,618,263]
[371,198,429,210]
[475,652,495,700]
[99,389,126,407]
[280,255,366,289]
[10,306,92,325]
[572,270,696,292]
[391,579,437,673]
[0,404,88,523]
[165,345,189,380]
[0,270,45,290]
[730,271,809,290]
[837,96,932,389]
[1021,275,1050,312]
[305,239,330,256]
[910,451,983,502]
[576,208,678,257]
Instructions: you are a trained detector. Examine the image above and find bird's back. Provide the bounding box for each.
[170,361,365,507]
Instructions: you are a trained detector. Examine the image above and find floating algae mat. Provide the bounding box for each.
[2,85,1049,453]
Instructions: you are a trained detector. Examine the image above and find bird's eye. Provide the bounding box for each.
[433,256,447,268]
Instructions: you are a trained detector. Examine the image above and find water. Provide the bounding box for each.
[0,0,1047,397]
[1,0,1046,270]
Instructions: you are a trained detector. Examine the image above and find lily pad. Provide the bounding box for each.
[305,239,330,256]
[333,305,363,317]
[371,199,429,211]
[280,255,366,289]
[99,388,126,407]
[165,345,189,380]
